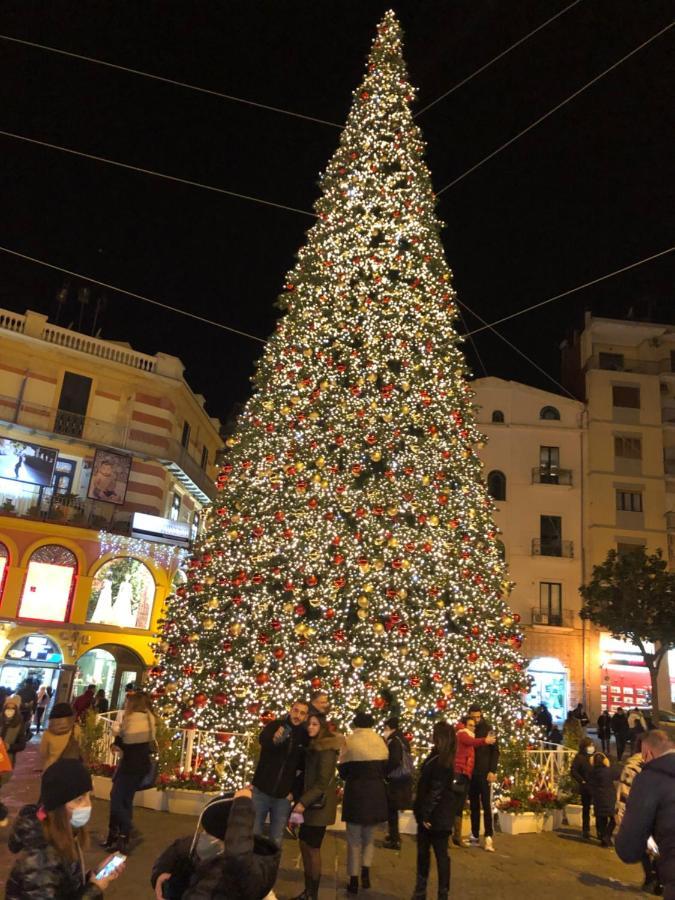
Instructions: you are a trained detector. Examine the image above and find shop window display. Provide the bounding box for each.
[18,544,78,622]
[87,557,155,630]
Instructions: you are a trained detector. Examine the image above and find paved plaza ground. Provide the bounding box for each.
[0,739,652,899]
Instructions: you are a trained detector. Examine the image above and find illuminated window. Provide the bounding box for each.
[0,542,8,601]
[86,557,156,630]
[18,544,78,622]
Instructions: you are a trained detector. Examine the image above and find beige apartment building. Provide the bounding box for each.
[473,377,585,723]
[562,313,675,717]
[0,307,222,706]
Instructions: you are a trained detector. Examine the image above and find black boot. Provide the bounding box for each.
[290,874,310,900]
[383,836,401,850]
[410,876,428,900]
[308,876,321,900]
[361,866,371,889]
[99,827,118,850]
[347,875,359,894]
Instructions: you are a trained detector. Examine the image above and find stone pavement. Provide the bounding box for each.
[0,737,652,899]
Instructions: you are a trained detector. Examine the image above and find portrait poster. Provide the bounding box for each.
[87,448,132,506]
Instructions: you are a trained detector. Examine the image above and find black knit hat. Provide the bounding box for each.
[200,792,235,839]
[41,758,92,811]
[353,712,374,728]
[49,702,74,720]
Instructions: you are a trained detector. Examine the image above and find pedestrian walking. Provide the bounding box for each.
[411,721,457,900]
[597,710,612,754]
[571,702,590,728]
[73,684,96,721]
[102,690,156,853]
[616,740,661,895]
[382,717,413,851]
[452,714,496,847]
[615,730,675,898]
[40,702,82,771]
[563,711,584,750]
[6,757,124,897]
[17,677,37,739]
[290,713,342,899]
[535,703,553,738]
[35,684,50,733]
[627,708,647,753]
[338,712,389,895]
[0,695,27,826]
[612,708,630,760]
[588,752,620,847]
[251,699,309,848]
[571,737,596,839]
[151,789,281,900]
[467,704,499,852]
[94,689,109,714]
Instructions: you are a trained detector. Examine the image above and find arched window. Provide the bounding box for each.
[487,470,506,501]
[19,544,78,622]
[540,406,560,421]
[87,557,156,630]
[491,410,505,423]
[0,542,9,601]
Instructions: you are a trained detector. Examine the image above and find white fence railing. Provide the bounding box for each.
[526,742,576,791]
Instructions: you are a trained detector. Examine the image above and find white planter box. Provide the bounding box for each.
[92,776,111,801]
[540,812,554,832]
[552,809,564,830]
[564,804,595,829]
[497,811,543,835]
[166,789,218,816]
[136,787,166,811]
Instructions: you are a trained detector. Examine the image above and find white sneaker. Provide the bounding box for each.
[484,836,495,852]
[469,834,480,846]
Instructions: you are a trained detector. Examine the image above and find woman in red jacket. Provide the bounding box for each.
[452,716,495,846]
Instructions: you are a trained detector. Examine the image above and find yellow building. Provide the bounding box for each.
[0,307,222,707]
[562,313,675,717]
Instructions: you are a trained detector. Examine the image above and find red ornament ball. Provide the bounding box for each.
[193,693,208,708]
[256,672,270,686]
[213,692,228,706]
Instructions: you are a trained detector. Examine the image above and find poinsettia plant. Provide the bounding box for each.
[157,770,220,792]
[88,762,116,777]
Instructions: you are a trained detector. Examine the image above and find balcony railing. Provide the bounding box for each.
[0,394,216,502]
[532,538,574,558]
[662,408,675,425]
[0,484,132,533]
[531,466,573,486]
[665,451,675,477]
[531,607,575,627]
[587,355,663,375]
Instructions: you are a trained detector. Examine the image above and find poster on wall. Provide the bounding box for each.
[87,449,132,505]
[86,557,155,630]
[0,438,58,486]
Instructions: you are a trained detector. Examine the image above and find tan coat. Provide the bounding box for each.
[40,718,81,770]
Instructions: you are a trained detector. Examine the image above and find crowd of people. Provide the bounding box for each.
[0,681,673,898]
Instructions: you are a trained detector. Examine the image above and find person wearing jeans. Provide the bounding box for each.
[251,700,309,847]
[570,737,595,839]
[467,704,499,852]
[338,713,388,895]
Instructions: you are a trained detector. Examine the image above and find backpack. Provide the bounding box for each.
[388,735,414,782]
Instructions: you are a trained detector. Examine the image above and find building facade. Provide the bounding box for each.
[0,307,222,707]
[562,313,675,717]
[472,377,585,723]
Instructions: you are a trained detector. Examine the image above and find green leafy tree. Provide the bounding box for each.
[580,548,675,723]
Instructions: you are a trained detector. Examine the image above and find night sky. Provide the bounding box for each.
[1,1,673,424]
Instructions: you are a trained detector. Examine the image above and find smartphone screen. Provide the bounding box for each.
[96,852,126,879]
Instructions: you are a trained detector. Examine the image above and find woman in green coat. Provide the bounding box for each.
[291,714,343,900]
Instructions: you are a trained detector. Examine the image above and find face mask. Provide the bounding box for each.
[585,746,594,755]
[4,708,16,719]
[70,806,92,828]
[195,833,224,861]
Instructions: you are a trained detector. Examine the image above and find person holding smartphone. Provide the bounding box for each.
[6,757,124,897]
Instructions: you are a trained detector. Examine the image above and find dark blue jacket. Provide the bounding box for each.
[615,751,675,890]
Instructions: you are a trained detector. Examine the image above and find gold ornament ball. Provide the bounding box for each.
[405,696,417,709]
[229,623,243,637]
[309,597,322,608]
[373,622,384,634]
[317,655,330,667]
[234,686,247,699]
[351,656,364,668]
[165,682,178,694]
[188,633,200,643]
[347,695,361,709]
[254,653,266,664]
[357,595,369,609]
[283,603,294,614]
[202,618,216,630]
[356,609,368,621]
[207,598,219,610]
[442,683,453,696]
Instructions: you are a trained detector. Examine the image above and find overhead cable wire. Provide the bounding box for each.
[415,0,584,116]
[0,32,342,129]
[457,304,488,377]
[0,128,316,218]
[0,245,268,345]
[457,297,577,399]
[435,19,675,195]
[465,246,675,337]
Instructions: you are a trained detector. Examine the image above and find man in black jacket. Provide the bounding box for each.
[616,730,675,898]
[612,708,630,760]
[467,704,499,852]
[251,699,309,847]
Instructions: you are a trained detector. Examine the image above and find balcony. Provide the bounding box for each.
[532,538,574,558]
[665,450,675,477]
[662,408,675,425]
[0,394,216,503]
[586,355,660,375]
[0,483,132,533]
[531,608,575,627]
[531,466,573,486]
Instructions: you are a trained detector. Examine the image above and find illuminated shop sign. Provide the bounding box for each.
[131,512,191,548]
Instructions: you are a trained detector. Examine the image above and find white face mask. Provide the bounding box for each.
[3,708,16,719]
[585,746,595,755]
[195,833,224,861]
[70,806,92,828]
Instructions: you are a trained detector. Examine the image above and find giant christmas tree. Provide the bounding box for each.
[151,11,531,784]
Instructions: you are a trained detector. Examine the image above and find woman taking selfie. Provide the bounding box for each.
[103,690,156,853]
[290,713,342,900]
[6,757,124,897]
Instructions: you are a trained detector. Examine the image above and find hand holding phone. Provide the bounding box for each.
[93,852,126,887]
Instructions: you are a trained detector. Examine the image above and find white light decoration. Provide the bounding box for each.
[98,532,188,570]
[151,11,534,788]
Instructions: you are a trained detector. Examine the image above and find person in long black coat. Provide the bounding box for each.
[597,710,612,754]
[612,708,630,760]
[587,752,621,847]
[338,712,388,895]
[570,737,596,839]
[151,790,280,899]
[411,721,457,900]
[383,717,413,851]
